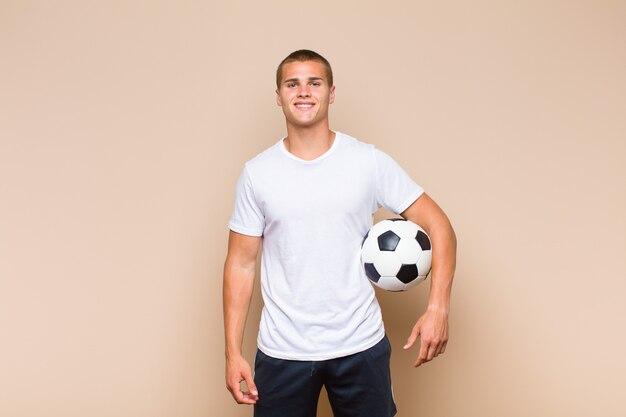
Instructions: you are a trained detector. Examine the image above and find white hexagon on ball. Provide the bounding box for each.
[394,238,421,265]
[373,251,401,277]
[377,276,406,292]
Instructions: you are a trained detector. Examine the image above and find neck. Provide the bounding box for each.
[283,122,336,161]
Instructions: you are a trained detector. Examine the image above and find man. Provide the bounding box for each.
[224,49,456,417]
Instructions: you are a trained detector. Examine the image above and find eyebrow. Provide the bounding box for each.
[283,77,324,84]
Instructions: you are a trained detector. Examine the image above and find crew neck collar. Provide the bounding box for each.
[279,131,342,164]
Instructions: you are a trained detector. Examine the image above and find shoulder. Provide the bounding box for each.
[337,132,408,177]
[335,131,378,158]
[243,138,284,171]
[336,132,397,168]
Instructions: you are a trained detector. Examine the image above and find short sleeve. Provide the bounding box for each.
[374,148,424,214]
[228,165,265,236]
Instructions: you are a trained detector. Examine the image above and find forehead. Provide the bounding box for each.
[280,60,328,82]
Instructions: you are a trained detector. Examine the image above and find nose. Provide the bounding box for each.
[297,85,311,97]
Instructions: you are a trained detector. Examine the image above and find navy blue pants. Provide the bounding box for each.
[253,335,397,417]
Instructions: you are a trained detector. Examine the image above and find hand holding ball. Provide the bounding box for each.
[361,219,432,291]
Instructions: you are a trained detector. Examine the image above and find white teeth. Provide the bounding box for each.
[296,104,313,108]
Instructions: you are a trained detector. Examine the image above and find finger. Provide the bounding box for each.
[414,355,427,367]
[434,339,447,356]
[228,376,256,405]
[228,379,245,404]
[404,327,421,350]
[239,394,256,404]
[243,370,259,401]
[427,343,437,361]
[237,387,257,405]
[414,341,429,367]
[440,341,447,354]
[242,390,258,404]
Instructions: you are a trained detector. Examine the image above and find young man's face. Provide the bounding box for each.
[276,60,335,129]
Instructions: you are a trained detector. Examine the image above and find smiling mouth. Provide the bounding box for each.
[295,103,315,110]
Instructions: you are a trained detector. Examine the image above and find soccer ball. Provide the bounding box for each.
[361,219,432,291]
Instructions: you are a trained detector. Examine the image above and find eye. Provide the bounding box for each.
[287,82,296,88]
[311,81,321,87]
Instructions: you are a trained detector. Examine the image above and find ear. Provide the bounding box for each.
[329,84,336,104]
[276,89,282,107]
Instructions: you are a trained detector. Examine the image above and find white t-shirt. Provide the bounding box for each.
[228,131,424,360]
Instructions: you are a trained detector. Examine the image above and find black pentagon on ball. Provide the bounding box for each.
[396,264,419,284]
[378,230,400,251]
[363,263,381,283]
[415,230,431,251]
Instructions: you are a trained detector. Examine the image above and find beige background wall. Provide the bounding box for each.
[1,1,624,416]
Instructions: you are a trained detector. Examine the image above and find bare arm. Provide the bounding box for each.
[400,192,457,367]
[223,230,262,404]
